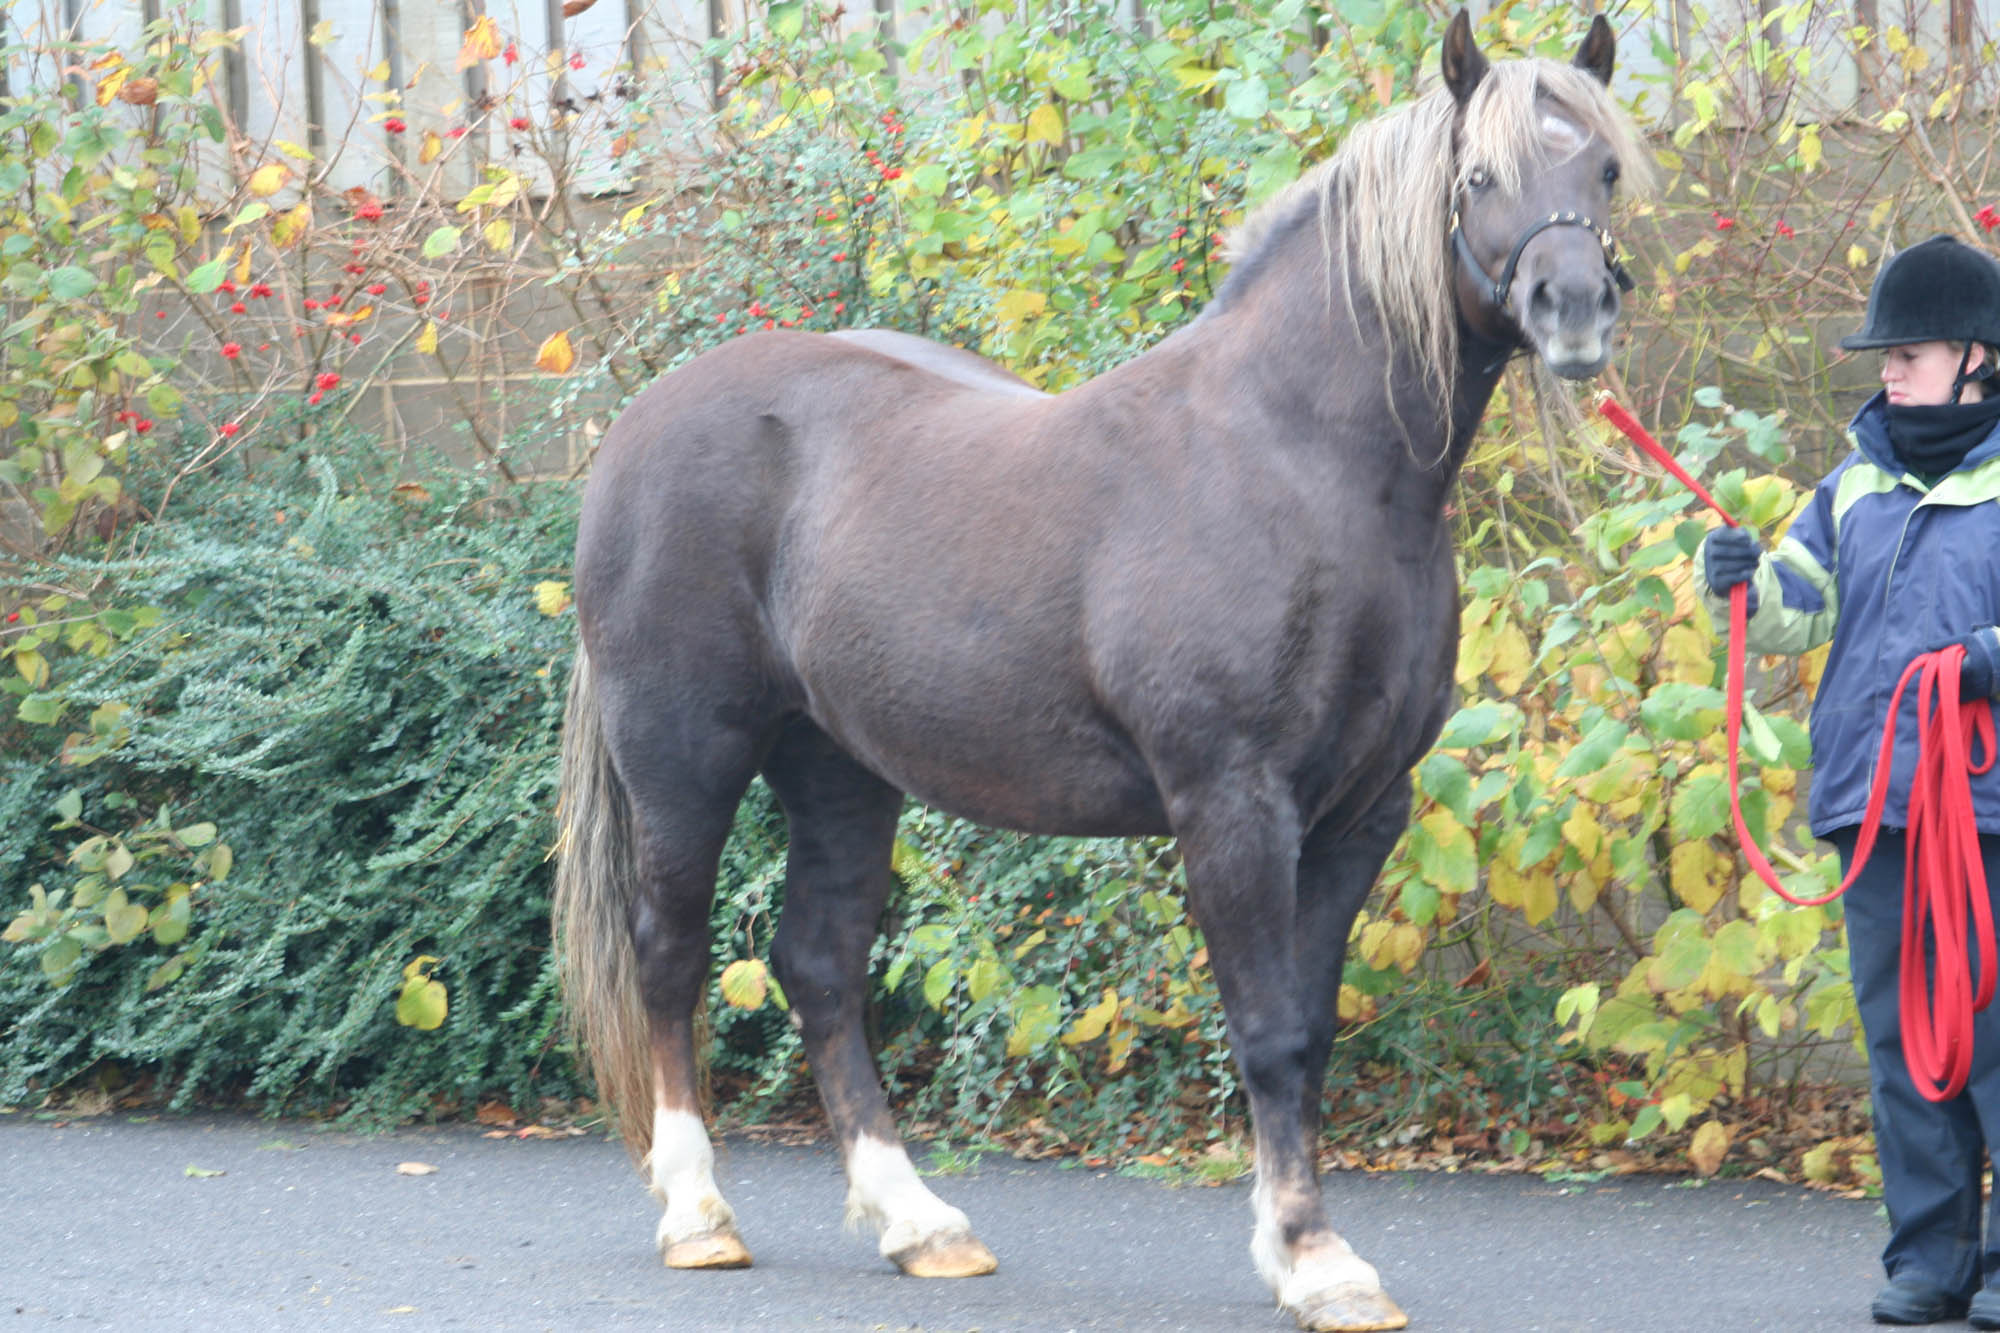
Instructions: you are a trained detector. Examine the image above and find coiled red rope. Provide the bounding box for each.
[1597,393,1995,1101]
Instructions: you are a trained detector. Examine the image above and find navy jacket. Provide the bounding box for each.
[1704,392,2000,835]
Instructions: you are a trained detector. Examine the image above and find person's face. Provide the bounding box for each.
[1880,340,1986,406]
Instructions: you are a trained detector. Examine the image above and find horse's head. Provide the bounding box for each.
[1443,12,1640,380]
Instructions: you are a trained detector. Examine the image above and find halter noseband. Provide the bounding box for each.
[1451,208,1636,312]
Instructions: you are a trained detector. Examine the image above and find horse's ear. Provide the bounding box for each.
[1441,9,1489,106]
[1573,13,1616,86]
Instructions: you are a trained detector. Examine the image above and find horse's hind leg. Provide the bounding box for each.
[586,668,764,1270]
[762,720,998,1278]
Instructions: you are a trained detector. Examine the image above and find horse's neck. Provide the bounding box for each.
[1200,221,1512,501]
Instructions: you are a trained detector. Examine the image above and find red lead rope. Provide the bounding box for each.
[1597,393,1997,1101]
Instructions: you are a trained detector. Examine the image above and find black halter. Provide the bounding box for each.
[1451,208,1636,312]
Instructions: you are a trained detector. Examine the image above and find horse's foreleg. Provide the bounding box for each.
[763,725,997,1278]
[1176,785,1406,1333]
[1296,786,1412,1136]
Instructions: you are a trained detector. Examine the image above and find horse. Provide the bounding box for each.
[554,12,1651,1330]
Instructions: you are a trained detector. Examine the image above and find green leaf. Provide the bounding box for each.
[185,257,227,293]
[1417,752,1473,822]
[1434,702,1514,749]
[39,934,82,981]
[54,789,82,823]
[1399,877,1441,927]
[46,265,97,300]
[1223,73,1269,121]
[767,1,804,39]
[1555,717,1629,778]
[175,822,218,848]
[1004,983,1062,1056]
[102,889,149,944]
[1243,139,1301,207]
[1670,769,1731,840]
[421,226,462,259]
[152,893,191,946]
[922,957,955,1009]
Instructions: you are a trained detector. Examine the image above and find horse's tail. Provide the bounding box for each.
[553,645,655,1165]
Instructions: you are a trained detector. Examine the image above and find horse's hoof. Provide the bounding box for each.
[1292,1283,1408,1332]
[661,1229,753,1269]
[889,1232,999,1278]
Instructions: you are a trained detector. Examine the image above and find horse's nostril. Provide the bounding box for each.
[1528,279,1556,319]
[1599,274,1618,316]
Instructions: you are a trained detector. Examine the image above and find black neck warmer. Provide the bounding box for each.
[1888,381,2000,478]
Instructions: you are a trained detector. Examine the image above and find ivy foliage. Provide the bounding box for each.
[1,441,582,1121]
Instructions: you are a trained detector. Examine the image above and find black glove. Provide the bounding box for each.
[1701,526,1761,605]
[1949,629,2000,701]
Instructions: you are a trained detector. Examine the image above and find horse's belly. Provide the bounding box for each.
[801,679,1170,837]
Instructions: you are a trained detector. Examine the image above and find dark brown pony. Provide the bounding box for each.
[555,14,1651,1331]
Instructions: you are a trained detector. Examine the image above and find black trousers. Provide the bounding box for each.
[1832,825,2000,1297]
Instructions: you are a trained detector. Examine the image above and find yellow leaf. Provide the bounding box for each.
[1562,805,1604,864]
[1388,922,1425,973]
[247,162,292,197]
[1520,871,1558,927]
[415,321,438,356]
[1026,102,1065,147]
[1847,244,1869,269]
[366,59,391,83]
[308,19,334,47]
[482,216,515,252]
[459,15,502,70]
[1670,841,1728,914]
[994,290,1047,328]
[232,243,253,286]
[275,140,314,163]
[1061,988,1120,1045]
[718,958,768,1010]
[1457,618,1495,685]
[532,580,572,616]
[420,130,443,165]
[272,201,312,248]
[535,330,576,375]
[1487,621,1532,694]
[395,1161,438,1175]
[95,64,131,108]
[395,974,448,1029]
[1797,124,1821,171]
[324,304,373,328]
[1658,622,1713,685]
[14,648,49,688]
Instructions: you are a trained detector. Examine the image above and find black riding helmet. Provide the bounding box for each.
[1841,234,2000,352]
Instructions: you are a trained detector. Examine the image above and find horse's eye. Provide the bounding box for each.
[1603,161,1621,189]
[1466,166,1490,190]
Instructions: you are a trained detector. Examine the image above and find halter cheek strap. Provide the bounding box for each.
[1451,209,1636,311]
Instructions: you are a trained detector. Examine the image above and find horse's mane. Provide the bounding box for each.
[1220,57,1654,418]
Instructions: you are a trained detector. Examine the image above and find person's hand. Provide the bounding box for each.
[1701,527,1761,601]
[1945,629,2000,701]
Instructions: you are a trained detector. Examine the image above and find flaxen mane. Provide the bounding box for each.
[1223,57,1654,420]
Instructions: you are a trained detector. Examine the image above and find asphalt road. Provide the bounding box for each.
[3,1113,1891,1332]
